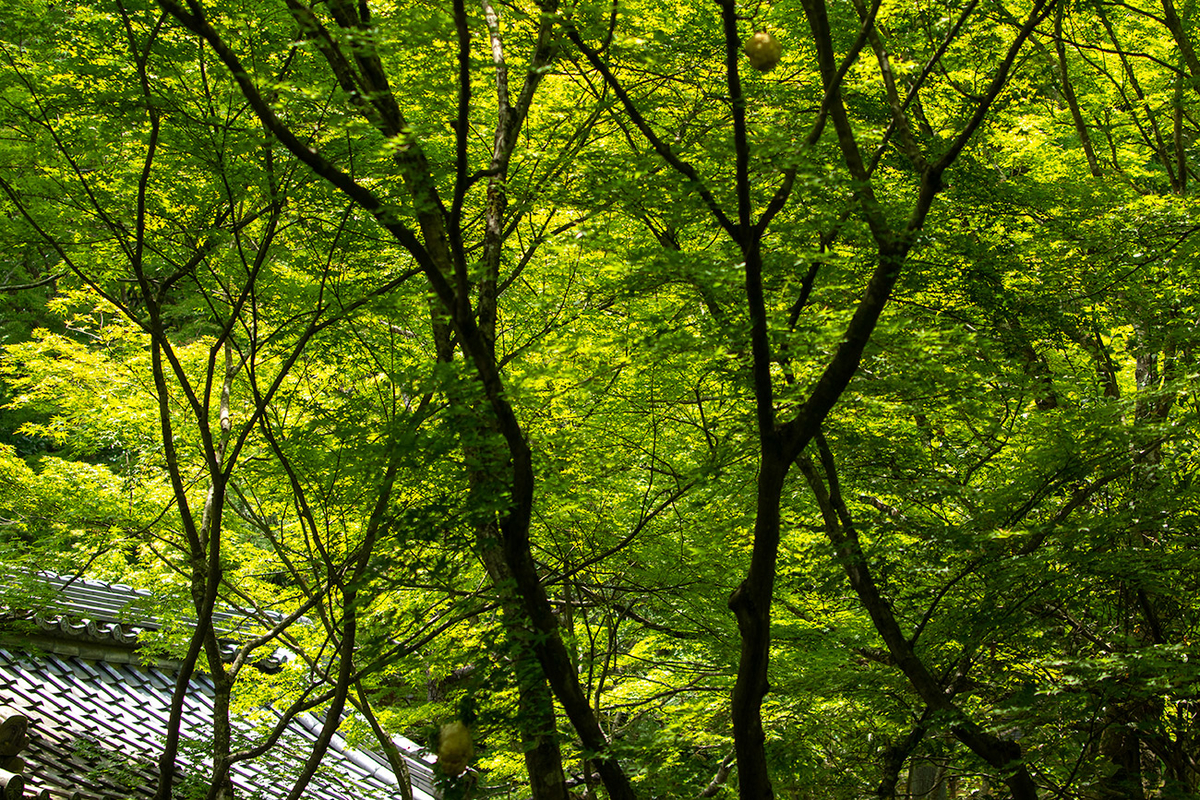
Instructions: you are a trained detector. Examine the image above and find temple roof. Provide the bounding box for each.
[0,572,438,800]
[4,572,284,668]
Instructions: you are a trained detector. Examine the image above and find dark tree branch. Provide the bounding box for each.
[0,272,64,292]
[800,433,1040,799]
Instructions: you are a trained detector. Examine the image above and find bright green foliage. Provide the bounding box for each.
[1,0,1200,796]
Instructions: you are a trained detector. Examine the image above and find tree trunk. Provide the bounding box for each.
[908,760,947,800]
[728,450,789,800]
[877,711,928,798]
[1099,719,1145,800]
[477,530,570,800]
[1053,1,1103,177]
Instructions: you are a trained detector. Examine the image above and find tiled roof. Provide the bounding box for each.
[3,573,283,668]
[0,574,438,800]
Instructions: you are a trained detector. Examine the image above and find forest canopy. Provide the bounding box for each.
[0,0,1198,796]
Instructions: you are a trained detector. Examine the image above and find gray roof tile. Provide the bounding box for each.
[0,575,438,800]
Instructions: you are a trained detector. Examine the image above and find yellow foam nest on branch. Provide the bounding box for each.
[743,31,782,72]
[437,721,474,776]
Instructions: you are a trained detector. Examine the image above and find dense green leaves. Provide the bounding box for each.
[1,0,1199,796]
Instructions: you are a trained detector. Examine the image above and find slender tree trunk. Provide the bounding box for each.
[209,668,237,800]
[1096,2,1181,192]
[1160,0,1200,99]
[728,450,789,800]
[467,2,572,790]
[1099,704,1147,800]
[700,752,736,797]
[353,681,415,800]
[909,760,947,800]
[876,711,929,798]
[477,526,570,800]
[1053,2,1103,177]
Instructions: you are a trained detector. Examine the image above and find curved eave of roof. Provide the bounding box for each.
[1,572,288,670]
[33,613,142,646]
[0,612,286,671]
